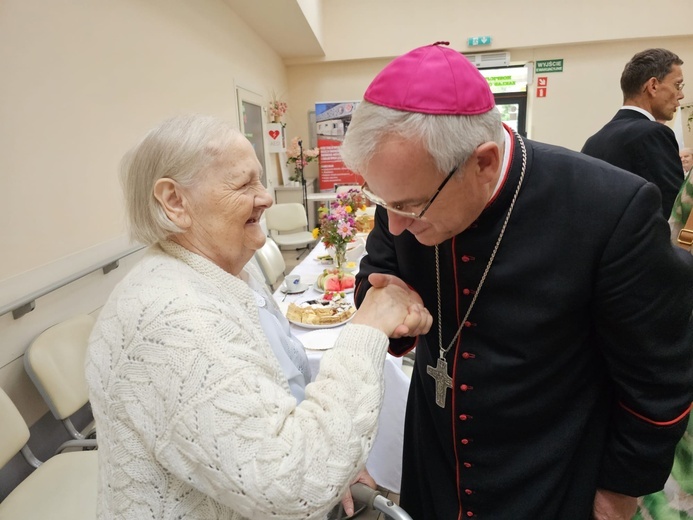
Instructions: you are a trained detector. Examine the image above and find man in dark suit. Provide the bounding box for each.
[341,42,693,520]
[582,48,685,217]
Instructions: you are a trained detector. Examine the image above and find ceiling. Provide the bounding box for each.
[222,0,324,59]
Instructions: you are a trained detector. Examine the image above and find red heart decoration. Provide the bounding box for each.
[269,130,280,140]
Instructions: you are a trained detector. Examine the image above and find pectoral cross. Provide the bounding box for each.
[427,357,453,408]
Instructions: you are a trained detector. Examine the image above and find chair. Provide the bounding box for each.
[401,349,416,379]
[0,387,98,519]
[254,238,287,291]
[24,314,96,440]
[264,203,317,260]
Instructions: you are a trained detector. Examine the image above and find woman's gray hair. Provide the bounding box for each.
[120,114,241,245]
[341,101,503,178]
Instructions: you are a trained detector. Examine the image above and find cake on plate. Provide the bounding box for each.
[286,299,356,325]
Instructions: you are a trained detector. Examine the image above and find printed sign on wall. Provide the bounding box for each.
[535,59,564,73]
[265,123,285,153]
[315,101,362,191]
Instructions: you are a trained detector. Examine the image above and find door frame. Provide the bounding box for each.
[494,92,528,137]
[236,86,269,187]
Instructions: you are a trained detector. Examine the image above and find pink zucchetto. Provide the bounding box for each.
[364,41,495,115]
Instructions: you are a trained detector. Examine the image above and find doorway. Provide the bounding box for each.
[237,86,268,187]
[478,65,529,137]
[494,93,527,137]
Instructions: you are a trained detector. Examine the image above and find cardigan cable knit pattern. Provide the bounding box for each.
[85,241,389,520]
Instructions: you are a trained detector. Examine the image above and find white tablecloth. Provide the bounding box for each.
[272,240,410,494]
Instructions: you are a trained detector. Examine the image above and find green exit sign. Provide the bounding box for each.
[535,59,564,73]
[468,36,492,47]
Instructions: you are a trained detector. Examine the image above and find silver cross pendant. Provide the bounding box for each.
[427,357,453,408]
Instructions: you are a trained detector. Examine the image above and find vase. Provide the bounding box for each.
[334,242,347,269]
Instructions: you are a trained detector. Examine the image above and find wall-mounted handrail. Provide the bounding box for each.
[0,245,147,320]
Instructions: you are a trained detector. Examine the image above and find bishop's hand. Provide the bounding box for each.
[365,273,432,338]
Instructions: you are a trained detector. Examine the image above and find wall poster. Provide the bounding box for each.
[315,101,362,191]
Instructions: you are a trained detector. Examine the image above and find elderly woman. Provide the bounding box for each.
[85,114,430,520]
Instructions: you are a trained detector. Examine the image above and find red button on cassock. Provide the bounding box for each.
[461,255,475,262]
[466,511,474,517]
[460,438,469,445]
[463,462,472,468]
[460,384,472,391]
[459,414,468,421]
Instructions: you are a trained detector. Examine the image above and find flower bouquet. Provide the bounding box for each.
[312,188,366,268]
[286,137,320,182]
[268,99,287,123]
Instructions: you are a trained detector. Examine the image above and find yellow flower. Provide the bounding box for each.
[345,205,353,213]
[360,205,367,211]
[312,227,320,239]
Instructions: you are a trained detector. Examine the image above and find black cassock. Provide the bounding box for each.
[355,130,693,520]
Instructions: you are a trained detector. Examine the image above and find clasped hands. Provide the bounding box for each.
[353,273,432,338]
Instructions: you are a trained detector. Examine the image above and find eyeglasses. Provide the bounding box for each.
[361,163,460,220]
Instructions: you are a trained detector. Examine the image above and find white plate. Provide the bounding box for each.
[280,282,311,294]
[289,313,355,329]
[300,328,341,350]
[287,298,356,329]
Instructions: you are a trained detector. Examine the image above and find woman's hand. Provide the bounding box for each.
[592,489,638,520]
[352,273,432,338]
[340,469,377,517]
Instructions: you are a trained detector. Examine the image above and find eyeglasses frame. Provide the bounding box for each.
[361,163,460,220]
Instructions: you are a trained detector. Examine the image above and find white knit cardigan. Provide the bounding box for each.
[85,241,389,520]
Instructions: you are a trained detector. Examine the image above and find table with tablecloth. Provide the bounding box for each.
[272,239,410,494]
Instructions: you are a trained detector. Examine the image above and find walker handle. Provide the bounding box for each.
[349,483,414,520]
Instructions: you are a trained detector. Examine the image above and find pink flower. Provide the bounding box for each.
[268,100,287,119]
[337,221,353,239]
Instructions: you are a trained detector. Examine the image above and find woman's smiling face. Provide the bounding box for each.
[180,134,273,274]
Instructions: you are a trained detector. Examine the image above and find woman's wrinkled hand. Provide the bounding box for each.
[340,469,376,517]
[352,273,432,338]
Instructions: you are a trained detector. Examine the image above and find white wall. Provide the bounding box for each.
[286,36,693,157]
[304,0,692,64]
[0,0,288,423]
[0,0,287,283]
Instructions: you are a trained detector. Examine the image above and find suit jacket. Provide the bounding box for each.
[355,130,693,520]
[581,109,683,217]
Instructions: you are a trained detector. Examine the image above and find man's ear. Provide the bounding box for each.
[644,77,658,96]
[474,142,501,184]
[153,178,192,229]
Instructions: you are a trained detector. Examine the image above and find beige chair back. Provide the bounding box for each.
[0,388,31,468]
[254,238,287,289]
[264,203,316,259]
[264,203,309,233]
[24,314,96,421]
[0,387,99,519]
